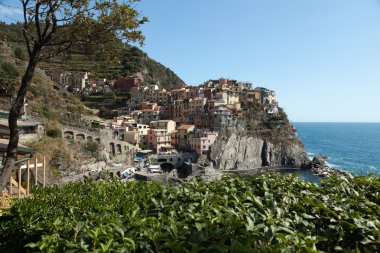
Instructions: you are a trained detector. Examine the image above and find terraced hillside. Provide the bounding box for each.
[0,23,185,90]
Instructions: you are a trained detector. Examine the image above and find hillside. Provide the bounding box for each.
[0,22,185,90]
[0,40,101,184]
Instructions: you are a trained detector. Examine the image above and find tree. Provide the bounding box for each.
[0,0,147,191]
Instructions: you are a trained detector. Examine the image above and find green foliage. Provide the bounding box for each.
[0,174,379,252]
[264,109,288,129]
[85,141,100,157]
[35,106,57,121]
[0,22,23,42]
[0,61,18,78]
[120,45,185,89]
[46,128,62,138]
[122,46,145,75]
[14,47,27,61]
[0,60,19,95]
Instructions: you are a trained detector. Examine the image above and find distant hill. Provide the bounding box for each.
[0,22,185,90]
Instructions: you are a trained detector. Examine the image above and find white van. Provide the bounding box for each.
[148,165,161,173]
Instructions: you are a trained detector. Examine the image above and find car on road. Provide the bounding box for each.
[148,165,161,173]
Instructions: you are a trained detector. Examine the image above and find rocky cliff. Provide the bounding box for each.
[210,114,309,170]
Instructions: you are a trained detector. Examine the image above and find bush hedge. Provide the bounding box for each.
[0,174,379,252]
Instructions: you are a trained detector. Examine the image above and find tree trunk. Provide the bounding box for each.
[0,50,39,192]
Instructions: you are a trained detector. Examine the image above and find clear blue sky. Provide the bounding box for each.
[1,0,380,122]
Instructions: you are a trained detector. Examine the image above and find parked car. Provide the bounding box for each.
[148,165,161,173]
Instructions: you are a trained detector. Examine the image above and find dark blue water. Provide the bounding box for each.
[294,123,380,175]
[280,169,321,185]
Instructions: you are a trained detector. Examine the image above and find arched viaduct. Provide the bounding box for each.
[61,125,141,156]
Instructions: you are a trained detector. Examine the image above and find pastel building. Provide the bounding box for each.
[170,99,189,123]
[193,112,211,130]
[144,84,159,102]
[188,97,207,114]
[174,125,195,148]
[149,120,176,133]
[124,123,150,148]
[147,120,176,152]
[188,130,218,155]
[171,87,188,100]
[157,89,171,105]
[147,129,172,152]
[212,107,237,130]
[226,90,240,104]
[240,90,261,104]
[138,109,161,124]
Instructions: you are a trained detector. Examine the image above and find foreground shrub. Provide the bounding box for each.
[0,174,379,252]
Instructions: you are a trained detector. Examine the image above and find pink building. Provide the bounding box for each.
[188,130,218,156]
[147,129,172,152]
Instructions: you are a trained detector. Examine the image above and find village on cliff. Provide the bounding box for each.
[1,70,281,179]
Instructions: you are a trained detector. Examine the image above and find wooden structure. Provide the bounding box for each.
[0,123,46,197]
[8,156,46,197]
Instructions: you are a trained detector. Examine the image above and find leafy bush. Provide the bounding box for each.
[0,174,379,252]
[35,106,57,121]
[0,61,19,95]
[0,61,18,78]
[14,47,27,60]
[46,128,62,138]
[85,141,100,157]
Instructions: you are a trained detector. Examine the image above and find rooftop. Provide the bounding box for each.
[0,139,33,155]
[177,125,195,130]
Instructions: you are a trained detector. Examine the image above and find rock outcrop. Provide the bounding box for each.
[302,156,350,178]
[210,118,309,170]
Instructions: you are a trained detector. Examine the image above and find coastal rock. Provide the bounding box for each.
[210,122,309,170]
[303,156,352,178]
[210,134,263,170]
[312,156,327,167]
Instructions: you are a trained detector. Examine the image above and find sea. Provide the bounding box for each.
[293,122,380,175]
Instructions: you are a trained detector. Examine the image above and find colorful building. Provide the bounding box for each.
[174,124,195,148]
[188,130,218,156]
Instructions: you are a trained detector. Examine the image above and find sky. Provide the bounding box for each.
[1,0,380,122]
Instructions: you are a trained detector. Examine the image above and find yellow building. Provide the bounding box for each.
[175,125,195,148]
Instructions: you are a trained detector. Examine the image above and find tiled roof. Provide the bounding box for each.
[177,125,195,130]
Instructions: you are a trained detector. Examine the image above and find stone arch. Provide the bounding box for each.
[76,133,85,141]
[87,136,93,142]
[160,162,175,172]
[116,144,122,154]
[64,131,74,140]
[110,142,116,155]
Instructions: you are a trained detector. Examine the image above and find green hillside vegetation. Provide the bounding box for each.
[0,22,185,90]
[40,44,185,89]
[0,174,379,252]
